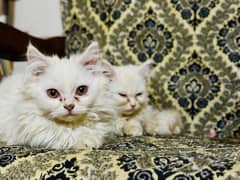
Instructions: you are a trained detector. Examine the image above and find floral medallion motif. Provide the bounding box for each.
[127,8,174,63]
[117,154,138,171]
[170,0,219,29]
[116,152,192,179]
[216,8,240,67]
[153,156,190,178]
[89,0,132,27]
[195,168,214,179]
[209,159,234,177]
[128,169,154,180]
[214,101,240,138]
[66,22,94,55]
[41,158,79,179]
[168,52,221,119]
[0,154,16,167]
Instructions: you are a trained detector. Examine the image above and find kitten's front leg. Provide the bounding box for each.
[73,128,106,149]
[73,135,104,149]
[123,119,143,136]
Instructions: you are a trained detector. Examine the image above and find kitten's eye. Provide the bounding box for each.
[76,85,88,96]
[46,89,60,98]
[118,93,127,97]
[136,92,143,97]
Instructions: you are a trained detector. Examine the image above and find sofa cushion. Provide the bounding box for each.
[0,136,239,179]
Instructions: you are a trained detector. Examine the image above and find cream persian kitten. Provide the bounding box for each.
[0,42,114,149]
[101,61,183,136]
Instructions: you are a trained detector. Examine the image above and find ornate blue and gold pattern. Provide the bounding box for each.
[126,8,174,63]
[216,7,240,67]
[167,52,221,119]
[61,0,240,137]
[170,0,219,30]
[0,136,239,179]
[90,0,132,27]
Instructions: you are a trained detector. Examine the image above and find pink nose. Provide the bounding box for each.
[130,104,136,109]
[64,104,75,111]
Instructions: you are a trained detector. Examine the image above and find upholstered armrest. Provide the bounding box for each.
[0,22,66,61]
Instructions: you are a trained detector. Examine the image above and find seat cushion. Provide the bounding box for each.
[0,136,239,179]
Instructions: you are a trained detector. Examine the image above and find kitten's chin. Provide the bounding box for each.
[121,109,139,116]
[52,113,88,128]
[120,106,144,117]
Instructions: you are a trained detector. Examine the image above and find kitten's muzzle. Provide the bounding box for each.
[64,104,75,111]
[130,104,136,109]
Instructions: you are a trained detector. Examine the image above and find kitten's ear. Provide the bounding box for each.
[27,43,46,62]
[85,59,116,79]
[139,60,152,79]
[26,43,49,76]
[79,42,101,66]
[99,60,116,80]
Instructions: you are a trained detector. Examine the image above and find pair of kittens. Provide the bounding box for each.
[0,42,182,149]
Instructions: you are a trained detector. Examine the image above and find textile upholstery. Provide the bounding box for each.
[0,1,240,179]
[61,0,240,138]
[0,136,240,179]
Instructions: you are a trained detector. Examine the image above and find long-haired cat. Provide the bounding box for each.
[101,60,183,136]
[0,42,114,149]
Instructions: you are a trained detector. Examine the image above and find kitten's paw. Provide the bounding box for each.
[123,122,143,136]
[168,111,183,134]
[169,116,182,134]
[124,127,143,136]
[73,136,104,149]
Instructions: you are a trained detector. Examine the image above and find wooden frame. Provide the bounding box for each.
[7,0,15,24]
[0,0,15,24]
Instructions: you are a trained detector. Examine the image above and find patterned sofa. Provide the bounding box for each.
[0,0,240,179]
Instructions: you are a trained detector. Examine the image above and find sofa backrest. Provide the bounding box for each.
[61,0,240,137]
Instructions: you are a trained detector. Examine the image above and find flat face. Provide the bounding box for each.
[108,65,147,116]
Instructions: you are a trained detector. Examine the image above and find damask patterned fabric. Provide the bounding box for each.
[61,0,240,138]
[0,136,240,179]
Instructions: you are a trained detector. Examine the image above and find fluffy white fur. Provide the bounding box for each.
[0,42,114,149]
[102,61,183,136]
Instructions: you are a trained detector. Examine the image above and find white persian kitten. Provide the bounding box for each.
[101,60,183,136]
[0,42,114,149]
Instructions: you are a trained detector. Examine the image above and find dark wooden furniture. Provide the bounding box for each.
[0,22,66,61]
